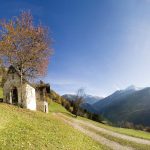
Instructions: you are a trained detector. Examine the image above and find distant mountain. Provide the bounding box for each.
[93,85,138,111]
[80,103,98,113]
[62,94,103,104]
[62,94,76,101]
[84,95,104,104]
[63,86,150,126]
[93,85,150,126]
[62,94,102,114]
[124,85,142,91]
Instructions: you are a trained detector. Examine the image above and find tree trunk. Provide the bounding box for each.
[75,107,79,118]
[20,67,23,107]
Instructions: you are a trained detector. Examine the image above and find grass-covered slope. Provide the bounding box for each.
[77,115,150,140]
[48,99,68,113]
[48,100,150,141]
[0,102,107,150]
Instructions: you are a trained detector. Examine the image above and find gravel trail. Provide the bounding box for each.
[54,113,136,150]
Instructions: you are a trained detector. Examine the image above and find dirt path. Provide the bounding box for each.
[53,113,135,150]
[58,113,150,146]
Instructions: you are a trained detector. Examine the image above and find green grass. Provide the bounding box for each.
[0,87,3,98]
[48,100,150,141]
[50,105,150,150]
[48,100,69,113]
[82,125,150,150]
[77,116,150,140]
[0,103,109,150]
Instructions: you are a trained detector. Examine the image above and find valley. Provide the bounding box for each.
[63,86,150,127]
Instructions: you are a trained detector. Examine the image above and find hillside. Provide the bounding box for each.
[62,87,150,126]
[0,85,150,149]
[0,102,150,150]
[80,102,98,113]
[0,102,105,150]
[49,101,150,150]
[93,86,150,126]
[56,113,150,150]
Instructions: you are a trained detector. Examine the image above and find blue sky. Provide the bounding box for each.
[1,0,150,96]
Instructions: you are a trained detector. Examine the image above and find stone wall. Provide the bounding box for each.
[3,71,36,111]
[3,67,49,113]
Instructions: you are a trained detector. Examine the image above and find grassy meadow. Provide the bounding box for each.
[77,116,150,140]
[0,102,108,150]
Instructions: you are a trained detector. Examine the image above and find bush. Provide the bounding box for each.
[135,124,144,130]
[117,121,134,129]
[144,127,150,132]
[92,114,103,122]
[65,102,71,111]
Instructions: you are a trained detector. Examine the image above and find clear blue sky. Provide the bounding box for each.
[1,0,150,96]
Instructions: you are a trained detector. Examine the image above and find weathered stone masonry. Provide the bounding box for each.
[3,66,50,113]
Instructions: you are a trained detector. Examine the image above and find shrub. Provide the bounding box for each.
[144,127,150,132]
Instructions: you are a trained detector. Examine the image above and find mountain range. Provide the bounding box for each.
[63,85,150,126]
[62,94,103,113]
[62,94,103,104]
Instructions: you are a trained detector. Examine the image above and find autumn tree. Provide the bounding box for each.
[0,11,52,106]
[72,88,85,117]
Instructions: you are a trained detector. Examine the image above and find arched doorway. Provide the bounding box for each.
[44,101,48,113]
[12,87,18,105]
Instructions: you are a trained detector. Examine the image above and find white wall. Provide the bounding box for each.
[25,84,36,111]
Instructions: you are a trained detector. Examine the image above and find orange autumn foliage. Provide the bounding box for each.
[0,11,53,79]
